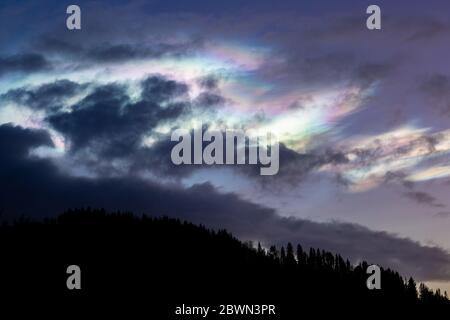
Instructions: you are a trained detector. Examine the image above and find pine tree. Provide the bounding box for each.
[406,277,417,301]
[296,244,304,266]
[269,245,278,260]
[286,243,296,267]
[280,246,286,264]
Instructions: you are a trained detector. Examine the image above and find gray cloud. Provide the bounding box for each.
[1,75,227,180]
[354,62,392,87]
[198,75,220,90]
[254,217,450,282]
[0,53,49,77]
[384,171,415,189]
[86,42,197,62]
[47,76,189,157]
[420,74,450,115]
[1,123,450,282]
[35,36,202,65]
[239,145,349,188]
[194,92,226,108]
[1,80,88,110]
[404,191,445,208]
[420,74,450,97]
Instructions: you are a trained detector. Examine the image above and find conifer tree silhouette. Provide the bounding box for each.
[1,208,448,317]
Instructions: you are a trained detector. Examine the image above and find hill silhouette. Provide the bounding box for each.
[1,208,449,317]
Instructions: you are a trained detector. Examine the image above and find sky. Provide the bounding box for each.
[1,0,450,291]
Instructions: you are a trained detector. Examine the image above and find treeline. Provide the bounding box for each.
[1,208,449,316]
[253,241,449,307]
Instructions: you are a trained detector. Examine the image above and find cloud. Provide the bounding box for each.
[420,73,450,115]
[0,53,49,77]
[87,44,163,62]
[239,144,350,187]
[198,75,220,90]
[194,92,226,108]
[0,76,230,180]
[35,36,201,66]
[140,75,189,103]
[130,133,350,185]
[1,80,88,110]
[86,42,197,62]
[36,37,83,55]
[47,76,188,157]
[384,171,414,189]
[420,74,450,97]
[0,124,266,219]
[1,123,450,282]
[268,218,450,282]
[319,126,450,192]
[403,191,445,208]
[0,123,53,158]
[354,62,392,87]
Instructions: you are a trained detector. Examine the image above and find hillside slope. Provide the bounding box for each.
[1,208,448,317]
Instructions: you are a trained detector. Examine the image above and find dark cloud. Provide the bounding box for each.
[86,42,196,62]
[194,92,226,108]
[36,37,83,55]
[33,77,228,179]
[354,62,392,87]
[129,136,197,179]
[420,74,450,114]
[198,75,220,89]
[141,75,188,102]
[0,123,53,159]
[252,145,349,186]
[47,76,188,157]
[0,53,49,77]
[87,44,155,62]
[404,191,445,208]
[0,124,264,219]
[384,171,414,189]
[260,218,450,282]
[128,131,350,184]
[393,135,439,156]
[277,145,347,176]
[142,135,350,186]
[420,74,450,97]
[35,36,201,65]
[1,123,450,282]
[1,80,87,110]
[194,75,227,108]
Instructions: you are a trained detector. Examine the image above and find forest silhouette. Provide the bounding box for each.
[1,208,449,317]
